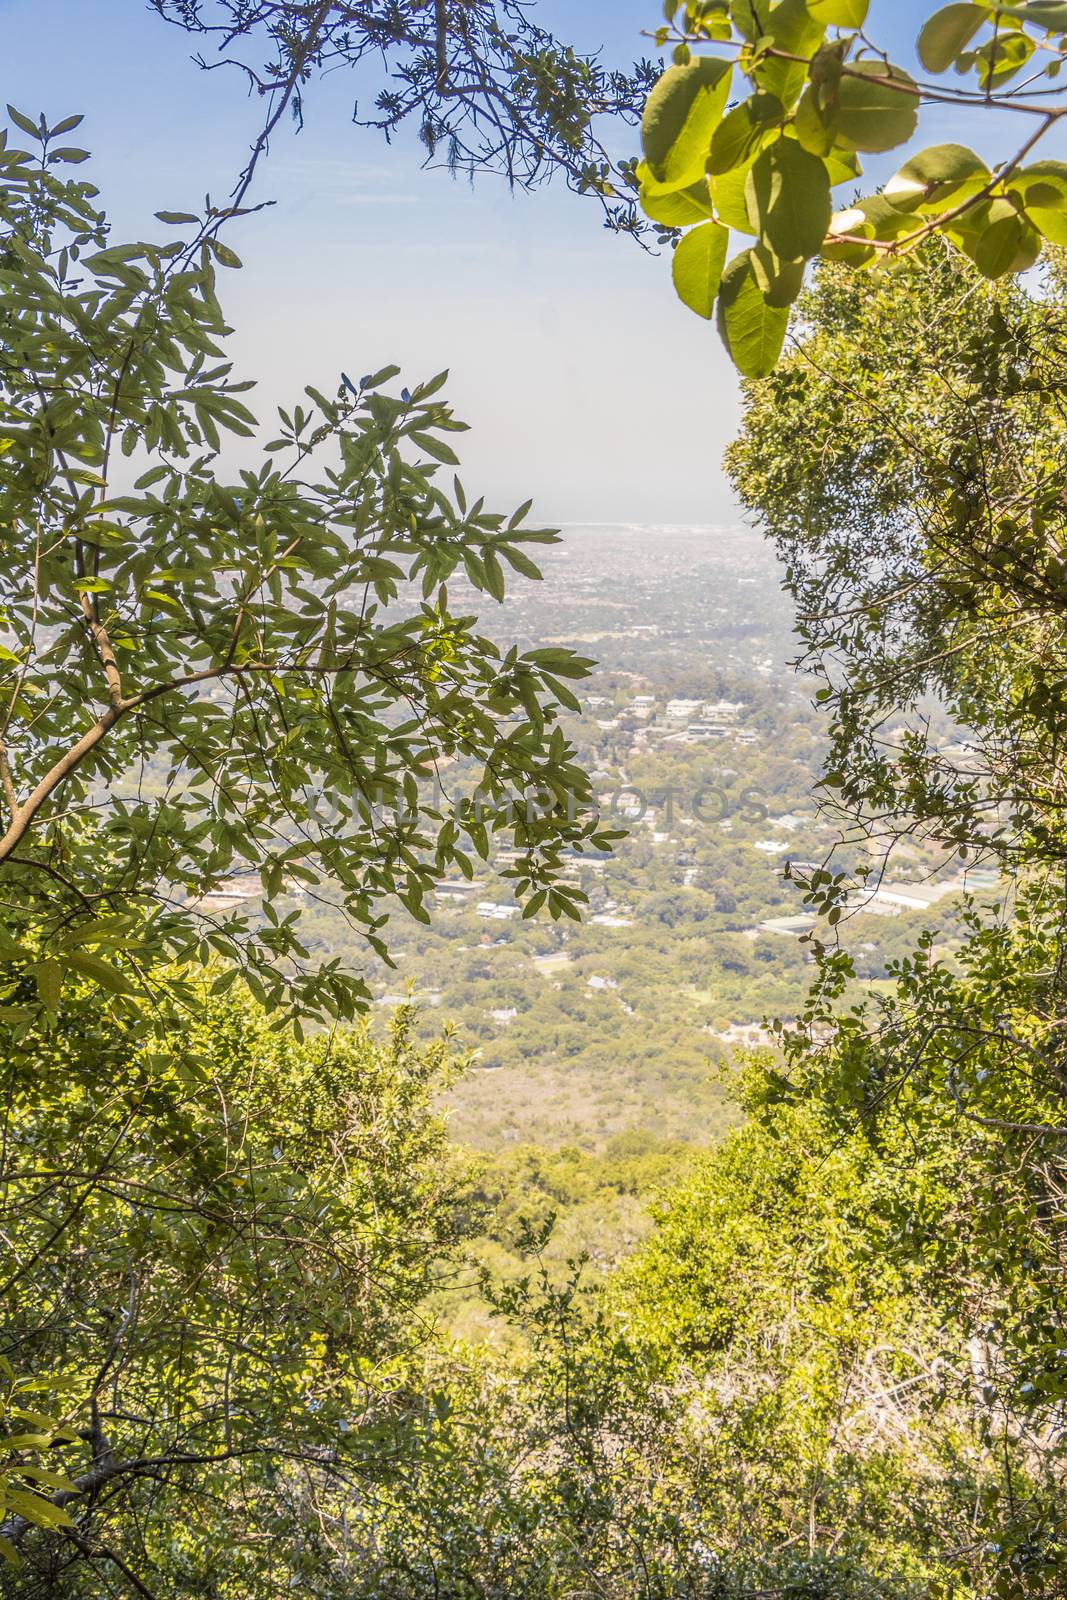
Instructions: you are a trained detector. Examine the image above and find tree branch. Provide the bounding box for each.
[0,651,432,865]
[0,1445,266,1548]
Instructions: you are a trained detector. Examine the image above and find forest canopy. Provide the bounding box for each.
[1,1,1065,1594]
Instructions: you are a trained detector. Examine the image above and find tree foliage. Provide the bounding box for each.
[728,245,1067,874]
[720,239,1067,1592]
[619,1053,1067,1596]
[640,0,1067,372]
[0,114,615,1030]
[6,3,1067,1594]
[1,986,470,1591]
[149,0,655,221]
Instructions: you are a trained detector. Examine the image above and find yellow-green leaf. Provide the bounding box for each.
[711,160,760,233]
[641,56,733,189]
[757,0,827,107]
[746,139,832,259]
[708,94,783,175]
[975,29,1035,89]
[973,210,1042,277]
[750,243,807,306]
[806,0,868,22]
[639,174,715,226]
[1008,158,1067,209]
[34,960,62,1009]
[794,86,837,156]
[1026,204,1067,245]
[836,61,918,153]
[917,3,987,72]
[716,249,790,376]
[671,221,729,318]
[883,143,989,212]
[998,0,1067,23]
[63,950,137,995]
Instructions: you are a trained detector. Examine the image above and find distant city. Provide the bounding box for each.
[180,524,996,1155]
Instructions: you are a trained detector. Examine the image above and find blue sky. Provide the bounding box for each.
[3,1,1054,524]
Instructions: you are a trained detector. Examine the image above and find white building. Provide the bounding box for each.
[665,698,704,721]
[703,699,745,722]
[476,901,519,921]
[848,876,969,918]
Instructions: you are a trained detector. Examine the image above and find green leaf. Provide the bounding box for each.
[207,238,242,268]
[822,191,915,259]
[729,0,763,43]
[1023,203,1067,243]
[711,160,760,233]
[671,221,729,318]
[542,671,582,711]
[409,431,460,465]
[750,243,807,306]
[794,87,837,157]
[482,549,506,602]
[823,148,862,186]
[639,175,715,226]
[499,543,543,580]
[64,951,137,995]
[973,209,1042,277]
[359,364,401,388]
[34,959,62,1009]
[716,249,790,376]
[859,194,920,240]
[998,0,1067,29]
[641,56,733,188]
[820,215,876,264]
[746,139,832,258]
[917,4,987,72]
[975,29,1035,88]
[19,1465,78,1492]
[1008,158,1067,206]
[758,0,827,106]
[1004,159,1067,243]
[805,0,868,22]
[6,1491,73,1530]
[707,95,783,176]
[6,106,42,140]
[883,143,990,212]
[836,61,919,153]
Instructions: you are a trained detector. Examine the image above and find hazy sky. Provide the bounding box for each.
[3,1,1054,525]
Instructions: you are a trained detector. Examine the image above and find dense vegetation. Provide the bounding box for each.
[2,0,1066,1594]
